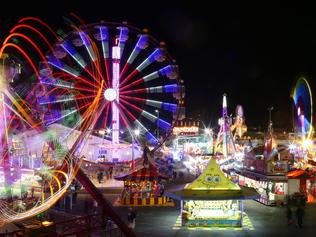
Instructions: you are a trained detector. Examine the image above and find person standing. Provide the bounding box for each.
[127,207,137,229]
[109,167,113,179]
[143,146,150,167]
[286,206,293,225]
[296,206,304,228]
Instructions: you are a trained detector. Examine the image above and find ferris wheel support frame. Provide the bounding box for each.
[111,44,120,161]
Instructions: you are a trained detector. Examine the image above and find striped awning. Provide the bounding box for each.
[114,165,169,181]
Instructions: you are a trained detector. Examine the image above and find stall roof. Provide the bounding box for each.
[287,169,315,179]
[186,158,241,190]
[166,186,259,200]
[166,157,259,200]
[114,164,168,182]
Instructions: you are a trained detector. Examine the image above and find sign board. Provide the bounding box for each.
[173,126,199,135]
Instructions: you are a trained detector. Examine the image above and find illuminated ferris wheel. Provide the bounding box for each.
[0,17,185,224]
[40,22,185,161]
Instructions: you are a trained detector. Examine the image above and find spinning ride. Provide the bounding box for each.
[0,55,79,224]
[292,77,313,147]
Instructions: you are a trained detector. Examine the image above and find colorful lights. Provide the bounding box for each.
[292,77,313,140]
[104,88,117,101]
[134,129,140,136]
[0,17,184,225]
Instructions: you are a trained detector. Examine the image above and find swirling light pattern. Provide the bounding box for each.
[292,77,313,140]
[0,16,185,224]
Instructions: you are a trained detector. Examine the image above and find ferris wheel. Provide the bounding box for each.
[0,17,185,223]
[39,22,184,161]
[292,77,313,142]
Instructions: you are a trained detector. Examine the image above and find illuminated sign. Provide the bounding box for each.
[173,126,199,135]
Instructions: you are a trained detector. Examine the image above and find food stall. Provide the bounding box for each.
[166,158,258,227]
[115,164,172,206]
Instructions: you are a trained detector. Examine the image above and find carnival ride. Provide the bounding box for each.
[40,20,184,162]
[215,94,237,158]
[290,77,314,159]
[1,53,79,225]
[0,16,184,234]
[230,105,247,139]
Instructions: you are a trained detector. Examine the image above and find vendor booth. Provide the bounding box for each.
[166,157,258,227]
[115,164,172,206]
[287,169,316,203]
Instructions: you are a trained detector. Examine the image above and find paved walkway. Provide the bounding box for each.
[2,190,316,237]
[128,200,316,237]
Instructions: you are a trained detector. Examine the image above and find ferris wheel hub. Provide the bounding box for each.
[104,88,117,101]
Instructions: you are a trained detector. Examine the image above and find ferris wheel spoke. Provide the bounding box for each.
[120,34,149,79]
[120,48,165,87]
[38,94,95,105]
[39,76,74,89]
[118,103,158,144]
[45,102,90,125]
[78,31,108,88]
[133,119,157,144]
[120,95,177,113]
[48,56,80,77]
[118,101,157,144]
[119,97,142,113]
[120,65,178,91]
[118,102,157,144]
[85,100,108,130]
[99,26,111,87]
[79,31,97,62]
[114,101,129,128]
[61,40,101,86]
[117,101,136,121]
[118,27,129,58]
[51,72,99,89]
[120,84,179,95]
[120,98,171,131]
[120,71,158,91]
[141,110,171,131]
[61,40,88,69]
[45,107,77,125]
[41,71,99,92]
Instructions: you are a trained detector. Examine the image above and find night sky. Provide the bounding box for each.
[1,1,316,131]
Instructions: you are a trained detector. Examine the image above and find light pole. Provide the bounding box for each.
[155,109,159,143]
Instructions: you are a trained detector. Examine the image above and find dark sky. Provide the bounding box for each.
[1,1,316,130]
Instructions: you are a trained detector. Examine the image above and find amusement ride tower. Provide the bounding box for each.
[215,94,236,158]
